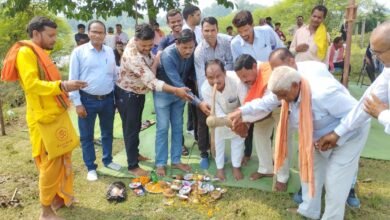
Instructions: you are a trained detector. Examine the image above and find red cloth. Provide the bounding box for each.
[244,62,272,103]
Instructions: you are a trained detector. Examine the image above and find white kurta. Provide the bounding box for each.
[335,67,390,135]
[238,61,370,220]
[202,72,244,169]
[237,64,289,182]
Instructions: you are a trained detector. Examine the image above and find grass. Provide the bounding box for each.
[1,106,390,220]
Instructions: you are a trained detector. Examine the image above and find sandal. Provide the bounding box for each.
[181,145,189,156]
[140,119,156,131]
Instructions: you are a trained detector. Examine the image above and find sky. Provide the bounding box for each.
[197,0,390,10]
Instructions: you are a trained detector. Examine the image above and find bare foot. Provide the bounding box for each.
[156,166,166,177]
[138,154,150,161]
[128,167,149,176]
[241,156,251,166]
[51,195,64,211]
[232,167,243,180]
[172,163,191,172]
[216,169,226,181]
[249,172,273,181]
[274,181,287,192]
[40,205,64,220]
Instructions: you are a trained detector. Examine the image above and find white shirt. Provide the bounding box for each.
[230,26,285,62]
[104,34,116,49]
[183,23,203,44]
[116,32,129,44]
[194,34,233,98]
[335,67,390,135]
[239,61,362,143]
[202,72,241,138]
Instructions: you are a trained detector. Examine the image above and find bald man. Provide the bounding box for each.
[229,48,371,219]
[319,21,390,147]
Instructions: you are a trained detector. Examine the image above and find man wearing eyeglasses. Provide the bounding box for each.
[318,21,390,148]
[69,20,121,181]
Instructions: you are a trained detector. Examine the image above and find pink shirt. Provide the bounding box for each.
[290,25,329,64]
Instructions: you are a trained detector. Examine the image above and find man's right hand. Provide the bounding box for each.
[175,87,193,101]
[296,43,309,52]
[76,105,87,118]
[64,80,88,92]
[228,109,243,129]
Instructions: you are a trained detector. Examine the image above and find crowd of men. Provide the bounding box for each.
[2,3,390,220]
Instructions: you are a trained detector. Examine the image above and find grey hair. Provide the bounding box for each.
[268,66,301,92]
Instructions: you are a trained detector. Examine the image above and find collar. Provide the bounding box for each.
[239,29,257,46]
[87,41,106,52]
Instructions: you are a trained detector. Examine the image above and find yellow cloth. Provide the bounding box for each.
[35,144,74,206]
[16,46,63,157]
[16,46,75,206]
[314,23,328,61]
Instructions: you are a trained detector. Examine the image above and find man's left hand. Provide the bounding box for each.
[364,93,389,119]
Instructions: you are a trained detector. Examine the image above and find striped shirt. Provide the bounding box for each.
[194,34,233,98]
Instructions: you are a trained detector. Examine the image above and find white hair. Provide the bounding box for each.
[268,66,301,92]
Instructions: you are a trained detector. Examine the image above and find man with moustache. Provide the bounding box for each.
[115,23,192,177]
[193,16,233,169]
[69,20,121,181]
[154,29,209,176]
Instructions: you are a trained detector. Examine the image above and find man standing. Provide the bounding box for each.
[115,23,129,44]
[158,9,183,51]
[288,16,304,36]
[182,4,203,44]
[104,27,116,49]
[74,23,89,45]
[274,22,286,42]
[1,16,87,220]
[194,16,233,169]
[154,29,207,176]
[231,10,284,62]
[152,22,165,54]
[231,10,284,166]
[116,23,192,176]
[69,20,121,181]
[290,5,329,63]
[229,48,370,220]
[319,21,390,146]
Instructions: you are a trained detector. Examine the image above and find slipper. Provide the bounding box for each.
[140,119,156,131]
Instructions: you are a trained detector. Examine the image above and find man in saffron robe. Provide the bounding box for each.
[1,16,87,220]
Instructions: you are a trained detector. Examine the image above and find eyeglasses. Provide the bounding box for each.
[370,47,390,58]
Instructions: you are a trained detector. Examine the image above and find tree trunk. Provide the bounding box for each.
[0,99,6,136]
[146,0,157,25]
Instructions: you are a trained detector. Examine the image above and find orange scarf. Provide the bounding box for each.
[244,62,272,103]
[1,40,69,108]
[274,79,314,197]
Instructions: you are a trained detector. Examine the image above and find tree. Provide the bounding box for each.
[1,0,235,24]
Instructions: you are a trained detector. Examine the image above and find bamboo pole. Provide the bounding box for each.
[0,99,6,136]
[342,0,357,88]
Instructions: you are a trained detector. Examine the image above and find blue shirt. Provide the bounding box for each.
[158,34,176,51]
[69,42,117,106]
[157,44,201,105]
[230,26,285,62]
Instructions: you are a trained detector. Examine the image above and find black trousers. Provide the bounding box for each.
[115,85,145,170]
[196,108,210,158]
[244,124,254,157]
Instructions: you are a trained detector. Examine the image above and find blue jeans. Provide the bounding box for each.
[78,93,115,171]
[153,91,185,167]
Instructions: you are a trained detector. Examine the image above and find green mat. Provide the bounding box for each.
[348,84,390,161]
[69,82,390,192]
